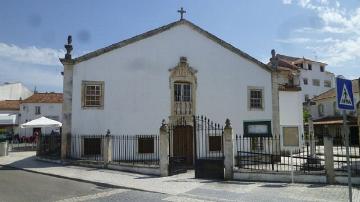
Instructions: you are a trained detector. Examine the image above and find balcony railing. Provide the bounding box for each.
[174,101,192,115]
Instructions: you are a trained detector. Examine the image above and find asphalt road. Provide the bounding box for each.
[0,165,355,202]
[0,166,170,202]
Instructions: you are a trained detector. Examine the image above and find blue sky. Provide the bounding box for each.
[1,0,359,92]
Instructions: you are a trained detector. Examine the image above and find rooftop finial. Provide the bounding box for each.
[270,49,278,69]
[64,35,73,60]
[177,7,186,20]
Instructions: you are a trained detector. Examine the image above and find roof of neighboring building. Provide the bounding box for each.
[21,93,63,104]
[312,79,359,102]
[60,19,273,72]
[277,54,327,65]
[0,100,21,110]
[313,116,357,125]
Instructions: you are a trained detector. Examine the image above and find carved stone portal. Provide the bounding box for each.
[168,57,197,126]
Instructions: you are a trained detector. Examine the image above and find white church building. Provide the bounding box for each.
[60,17,303,159]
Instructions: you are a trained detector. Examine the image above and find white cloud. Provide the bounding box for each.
[0,42,63,91]
[278,0,360,67]
[276,37,311,43]
[0,43,64,66]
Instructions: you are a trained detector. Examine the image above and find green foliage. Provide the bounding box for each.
[303,109,310,123]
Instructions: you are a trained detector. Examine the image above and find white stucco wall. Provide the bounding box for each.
[311,92,359,120]
[299,63,334,101]
[71,24,273,136]
[0,83,33,101]
[279,91,304,148]
[19,103,62,136]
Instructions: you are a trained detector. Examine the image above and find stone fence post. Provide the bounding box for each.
[324,126,335,184]
[160,120,169,177]
[224,119,234,180]
[103,129,112,166]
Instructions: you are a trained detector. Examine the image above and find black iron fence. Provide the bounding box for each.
[332,135,360,176]
[112,135,159,166]
[37,134,61,159]
[70,134,105,161]
[194,115,225,179]
[9,136,37,152]
[194,115,224,160]
[70,134,159,166]
[235,135,325,173]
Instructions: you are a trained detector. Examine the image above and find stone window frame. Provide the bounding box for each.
[81,80,105,110]
[312,79,320,86]
[247,86,264,111]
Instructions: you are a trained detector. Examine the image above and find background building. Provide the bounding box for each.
[19,93,63,137]
[276,54,335,102]
[0,82,33,101]
[310,79,359,145]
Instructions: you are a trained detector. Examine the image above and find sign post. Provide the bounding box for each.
[336,76,355,202]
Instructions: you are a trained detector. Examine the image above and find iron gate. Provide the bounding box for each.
[168,117,193,175]
[194,115,225,179]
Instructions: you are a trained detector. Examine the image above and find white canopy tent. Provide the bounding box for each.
[21,116,62,128]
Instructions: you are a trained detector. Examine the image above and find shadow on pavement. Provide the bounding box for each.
[259,183,288,188]
[2,154,63,169]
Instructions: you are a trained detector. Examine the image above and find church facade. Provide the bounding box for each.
[60,19,287,159]
[61,19,278,135]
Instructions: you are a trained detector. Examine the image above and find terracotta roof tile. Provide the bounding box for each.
[22,93,63,103]
[0,100,20,110]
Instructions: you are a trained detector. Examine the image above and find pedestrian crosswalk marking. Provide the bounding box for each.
[340,84,353,106]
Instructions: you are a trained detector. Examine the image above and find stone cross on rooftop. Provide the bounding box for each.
[177,7,186,20]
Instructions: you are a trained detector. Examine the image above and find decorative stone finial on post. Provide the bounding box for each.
[64,35,73,60]
[225,118,232,129]
[270,49,278,70]
[160,119,168,131]
[106,129,111,136]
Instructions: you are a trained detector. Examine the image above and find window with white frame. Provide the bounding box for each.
[248,87,264,110]
[312,79,320,86]
[35,106,41,115]
[174,83,191,102]
[82,81,104,108]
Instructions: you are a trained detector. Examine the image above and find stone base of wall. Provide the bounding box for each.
[234,170,360,185]
[107,163,160,176]
[234,170,326,184]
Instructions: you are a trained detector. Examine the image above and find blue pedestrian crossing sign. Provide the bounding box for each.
[336,77,355,110]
